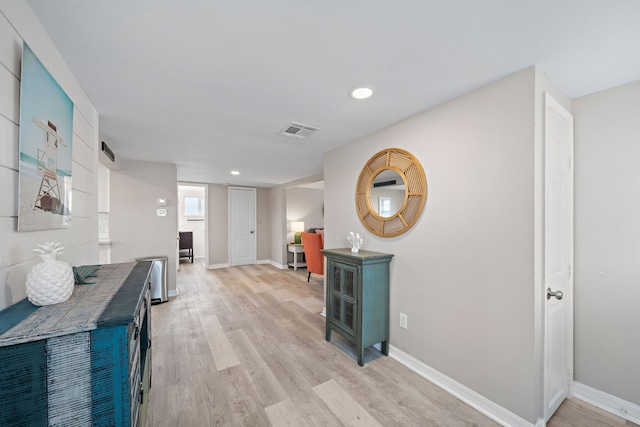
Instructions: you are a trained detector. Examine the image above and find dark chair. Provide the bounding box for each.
[178,231,194,263]
[301,232,324,282]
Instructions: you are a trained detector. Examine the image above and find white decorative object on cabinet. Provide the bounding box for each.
[26,242,74,306]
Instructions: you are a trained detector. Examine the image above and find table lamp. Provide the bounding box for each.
[291,221,304,244]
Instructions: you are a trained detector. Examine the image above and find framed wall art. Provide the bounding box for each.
[18,43,74,231]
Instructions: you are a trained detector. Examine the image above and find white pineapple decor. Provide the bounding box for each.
[26,242,74,306]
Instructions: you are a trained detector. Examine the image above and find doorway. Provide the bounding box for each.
[177,183,208,266]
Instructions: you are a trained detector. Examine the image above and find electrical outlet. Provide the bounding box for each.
[399,313,408,329]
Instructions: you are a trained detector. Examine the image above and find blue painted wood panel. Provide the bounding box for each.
[91,325,129,426]
[0,340,47,425]
[0,298,39,336]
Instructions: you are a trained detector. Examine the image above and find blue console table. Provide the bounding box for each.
[0,261,152,426]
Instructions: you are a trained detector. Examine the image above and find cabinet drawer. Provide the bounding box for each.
[128,289,149,365]
[131,375,142,427]
[128,321,140,363]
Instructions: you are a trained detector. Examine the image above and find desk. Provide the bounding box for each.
[287,244,306,270]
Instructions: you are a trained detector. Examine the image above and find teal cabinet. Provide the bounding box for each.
[0,262,152,426]
[322,248,394,366]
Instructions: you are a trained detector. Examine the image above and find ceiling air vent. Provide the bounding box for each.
[373,180,397,188]
[101,141,115,162]
[279,121,319,139]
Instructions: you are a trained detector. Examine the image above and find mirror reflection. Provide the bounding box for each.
[370,169,405,217]
[356,148,426,237]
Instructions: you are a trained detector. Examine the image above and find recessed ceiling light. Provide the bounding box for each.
[231,171,240,175]
[350,86,374,100]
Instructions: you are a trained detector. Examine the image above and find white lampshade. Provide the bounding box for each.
[291,221,305,233]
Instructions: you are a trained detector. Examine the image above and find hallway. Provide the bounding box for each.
[146,262,634,426]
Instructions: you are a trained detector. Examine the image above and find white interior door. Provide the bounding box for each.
[544,93,574,421]
[229,187,256,266]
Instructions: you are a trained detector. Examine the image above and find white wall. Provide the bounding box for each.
[207,184,228,267]
[97,162,110,213]
[206,185,271,267]
[0,1,99,310]
[325,68,546,423]
[109,159,177,294]
[268,186,287,268]
[256,187,271,262]
[97,162,110,263]
[286,187,324,242]
[572,80,640,406]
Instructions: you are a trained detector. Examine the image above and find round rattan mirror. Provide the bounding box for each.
[355,148,427,237]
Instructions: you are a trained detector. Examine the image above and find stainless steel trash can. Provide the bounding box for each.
[136,256,168,303]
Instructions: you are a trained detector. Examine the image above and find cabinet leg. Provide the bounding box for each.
[325,326,331,342]
[381,340,389,356]
[357,345,364,366]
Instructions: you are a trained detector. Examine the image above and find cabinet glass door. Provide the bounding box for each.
[331,295,341,323]
[344,270,355,298]
[329,262,358,336]
[343,300,356,332]
[332,267,341,292]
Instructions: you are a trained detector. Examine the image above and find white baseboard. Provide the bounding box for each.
[572,381,640,424]
[168,289,178,298]
[388,345,537,427]
[207,263,230,269]
[207,261,288,269]
[267,260,288,269]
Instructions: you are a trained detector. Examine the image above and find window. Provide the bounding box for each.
[378,197,391,217]
[184,197,204,217]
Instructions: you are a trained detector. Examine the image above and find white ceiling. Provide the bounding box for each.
[26,0,640,187]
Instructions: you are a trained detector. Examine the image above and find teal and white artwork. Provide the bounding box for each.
[18,43,74,231]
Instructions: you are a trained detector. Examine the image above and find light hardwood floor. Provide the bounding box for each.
[146,262,637,427]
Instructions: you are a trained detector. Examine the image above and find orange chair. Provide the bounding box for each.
[301,232,324,282]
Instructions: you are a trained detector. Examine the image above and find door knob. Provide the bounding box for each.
[547,287,563,300]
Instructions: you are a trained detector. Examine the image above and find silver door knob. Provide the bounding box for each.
[547,287,563,300]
